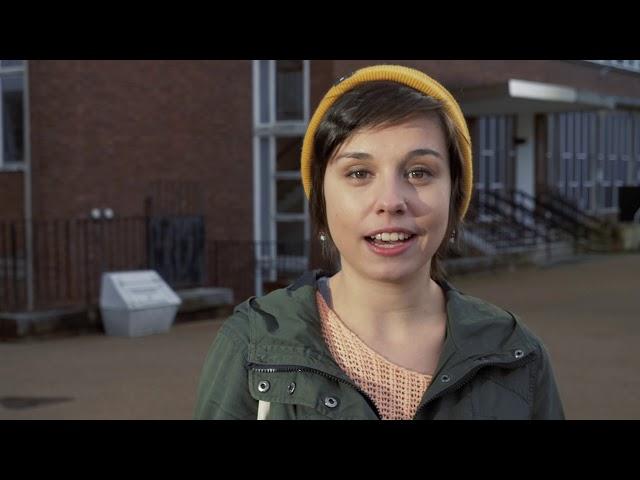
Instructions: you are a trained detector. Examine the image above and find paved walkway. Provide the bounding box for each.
[1,252,638,419]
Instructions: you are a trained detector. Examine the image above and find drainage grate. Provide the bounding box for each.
[0,396,74,410]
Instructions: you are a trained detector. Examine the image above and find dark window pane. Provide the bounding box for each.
[276,221,305,256]
[277,180,304,214]
[259,138,271,248]
[276,60,303,121]
[259,60,270,123]
[605,186,613,208]
[276,136,302,171]
[274,221,308,281]
[2,74,24,163]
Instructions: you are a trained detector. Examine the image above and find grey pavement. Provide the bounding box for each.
[0,318,224,419]
[1,252,639,420]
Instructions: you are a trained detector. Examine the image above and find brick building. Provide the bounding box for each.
[1,60,639,312]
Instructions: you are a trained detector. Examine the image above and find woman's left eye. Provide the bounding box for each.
[408,169,432,179]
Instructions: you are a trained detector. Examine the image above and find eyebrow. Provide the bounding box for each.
[334,148,444,163]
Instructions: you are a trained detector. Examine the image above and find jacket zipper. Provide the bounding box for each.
[246,362,382,419]
[415,352,537,418]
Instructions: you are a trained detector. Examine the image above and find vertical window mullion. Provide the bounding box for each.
[607,115,614,209]
[477,117,484,191]
[546,113,557,187]
[498,116,505,191]
[582,113,588,208]
[489,116,496,190]
[627,114,633,185]
[598,112,605,212]
[303,60,310,122]
[588,113,596,212]
[574,113,580,188]
[636,114,640,185]
[269,60,276,125]
[560,113,567,194]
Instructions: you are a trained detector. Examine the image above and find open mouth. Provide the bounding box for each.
[365,234,416,248]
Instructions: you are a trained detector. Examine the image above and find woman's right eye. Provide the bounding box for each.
[347,170,371,180]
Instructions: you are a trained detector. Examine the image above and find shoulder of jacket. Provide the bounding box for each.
[447,286,542,354]
[216,297,254,348]
[447,287,517,333]
[509,316,552,359]
[218,284,312,343]
[450,288,515,320]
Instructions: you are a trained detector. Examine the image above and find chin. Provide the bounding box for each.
[360,259,430,284]
[337,238,436,283]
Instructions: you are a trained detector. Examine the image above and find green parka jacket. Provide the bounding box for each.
[194,270,565,420]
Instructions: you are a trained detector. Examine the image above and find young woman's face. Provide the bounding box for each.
[323,115,451,282]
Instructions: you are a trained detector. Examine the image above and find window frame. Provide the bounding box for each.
[0,60,26,171]
[253,60,310,295]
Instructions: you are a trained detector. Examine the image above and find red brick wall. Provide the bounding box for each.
[0,171,23,220]
[28,60,253,241]
[310,60,336,112]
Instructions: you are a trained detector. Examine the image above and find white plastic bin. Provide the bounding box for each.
[99,270,182,337]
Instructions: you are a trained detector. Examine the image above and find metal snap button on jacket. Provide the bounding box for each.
[258,380,270,393]
[514,349,524,359]
[324,396,339,408]
[441,374,451,383]
[287,382,296,394]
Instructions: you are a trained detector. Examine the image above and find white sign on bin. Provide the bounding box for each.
[99,270,182,337]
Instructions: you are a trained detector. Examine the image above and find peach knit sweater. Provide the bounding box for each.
[316,290,433,420]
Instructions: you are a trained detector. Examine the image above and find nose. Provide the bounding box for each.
[374,176,408,215]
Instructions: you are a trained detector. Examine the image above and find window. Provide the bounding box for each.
[545,110,639,214]
[275,136,306,258]
[471,115,516,218]
[276,60,304,121]
[0,60,25,168]
[253,60,310,295]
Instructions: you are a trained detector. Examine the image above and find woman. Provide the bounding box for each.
[194,65,565,420]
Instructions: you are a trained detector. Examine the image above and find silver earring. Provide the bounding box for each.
[319,233,326,242]
[449,229,456,243]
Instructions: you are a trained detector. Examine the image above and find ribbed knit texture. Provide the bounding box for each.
[316,291,432,420]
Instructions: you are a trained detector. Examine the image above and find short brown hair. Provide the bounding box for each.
[308,81,466,284]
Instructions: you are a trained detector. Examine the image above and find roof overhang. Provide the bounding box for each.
[454,79,640,116]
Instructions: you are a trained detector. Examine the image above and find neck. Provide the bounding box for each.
[328,262,446,342]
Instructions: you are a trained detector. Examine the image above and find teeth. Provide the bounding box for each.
[370,232,412,242]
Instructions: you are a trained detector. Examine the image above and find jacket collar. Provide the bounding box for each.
[246,269,538,384]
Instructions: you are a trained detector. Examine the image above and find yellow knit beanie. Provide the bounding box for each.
[300,64,473,220]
